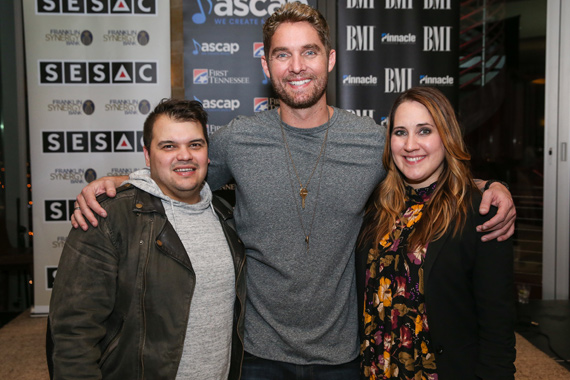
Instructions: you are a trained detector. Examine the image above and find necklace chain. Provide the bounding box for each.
[280,108,331,253]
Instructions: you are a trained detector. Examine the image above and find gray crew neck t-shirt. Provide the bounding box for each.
[208,107,386,365]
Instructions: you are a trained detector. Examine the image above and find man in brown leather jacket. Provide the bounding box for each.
[46,99,246,379]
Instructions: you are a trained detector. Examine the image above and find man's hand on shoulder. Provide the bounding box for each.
[476,180,516,242]
[72,175,127,230]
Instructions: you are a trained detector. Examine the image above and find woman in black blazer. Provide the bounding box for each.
[357,87,516,379]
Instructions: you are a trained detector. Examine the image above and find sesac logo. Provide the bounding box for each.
[42,131,144,153]
[346,25,375,51]
[192,39,240,55]
[253,42,264,58]
[39,61,158,85]
[385,68,413,93]
[385,0,412,9]
[424,0,451,9]
[194,96,240,112]
[346,0,375,9]
[36,0,157,14]
[190,0,309,25]
[347,109,376,119]
[44,199,76,222]
[423,26,452,52]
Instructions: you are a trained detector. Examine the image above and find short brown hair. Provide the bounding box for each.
[143,98,209,151]
[263,2,331,59]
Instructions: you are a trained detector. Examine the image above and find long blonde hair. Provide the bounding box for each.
[361,87,478,250]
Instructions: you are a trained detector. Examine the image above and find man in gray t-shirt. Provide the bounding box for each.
[72,3,516,379]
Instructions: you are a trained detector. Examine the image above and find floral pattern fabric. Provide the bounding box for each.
[361,183,438,380]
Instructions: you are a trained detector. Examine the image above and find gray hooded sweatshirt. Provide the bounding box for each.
[127,169,235,380]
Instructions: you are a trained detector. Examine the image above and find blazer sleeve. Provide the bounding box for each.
[470,202,516,379]
[48,218,119,379]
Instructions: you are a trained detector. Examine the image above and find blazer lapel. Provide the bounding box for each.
[423,228,453,284]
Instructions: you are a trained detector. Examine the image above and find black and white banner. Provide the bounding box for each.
[24,0,171,314]
[337,0,459,127]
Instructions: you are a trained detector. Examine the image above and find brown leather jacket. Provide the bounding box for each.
[47,184,246,379]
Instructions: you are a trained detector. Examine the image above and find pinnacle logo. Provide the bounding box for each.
[385,0,412,9]
[419,74,454,85]
[347,0,375,9]
[384,68,413,93]
[423,26,452,52]
[424,0,451,9]
[36,0,157,15]
[39,60,158,85]
[42,131,144,153]
[346,25,375,51]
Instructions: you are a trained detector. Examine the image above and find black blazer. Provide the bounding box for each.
[356,190,516,380]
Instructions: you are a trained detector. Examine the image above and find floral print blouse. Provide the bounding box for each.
[361,183,438,380]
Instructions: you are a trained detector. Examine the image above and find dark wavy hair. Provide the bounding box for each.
[143,98,208,151]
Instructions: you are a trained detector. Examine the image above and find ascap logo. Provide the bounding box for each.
[189,0,308,25]
[253,42,264,58]
[36,0,157,15]
[194,96,240,111]
[47,100,95,115]
[423,26,452,52]
[39,60,158,85]
[42,131,144,153]
[347,0,375,9]
[191,39,240,55]
[385,0,412,9]
[103,30,150,46]
[346,25,375,51]
[385,68,413,93]
[424,0,451,9]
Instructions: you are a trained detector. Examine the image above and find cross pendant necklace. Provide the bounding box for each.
[300,187,308,209]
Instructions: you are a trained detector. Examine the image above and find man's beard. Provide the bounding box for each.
[270,74,328,109]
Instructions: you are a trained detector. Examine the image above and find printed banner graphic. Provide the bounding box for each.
[337,0,459,127]
[23,0,171,313]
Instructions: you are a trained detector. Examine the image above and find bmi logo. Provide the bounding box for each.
[424,0,451,9]
[346,26,375,51]
[347,0,375,9]
[253,42,264,58]
[385,0,412,9]
[385,68,413,93]
[423,26,452,52]
[193,69,208,84]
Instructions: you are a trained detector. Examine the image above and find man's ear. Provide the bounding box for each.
[143,146,151,167]
[327,49,336,73]
[261,55,271,79]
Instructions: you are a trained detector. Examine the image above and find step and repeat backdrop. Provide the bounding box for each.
[25,0,458,312]
[337,0,459,126]
[24,0,171,313]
